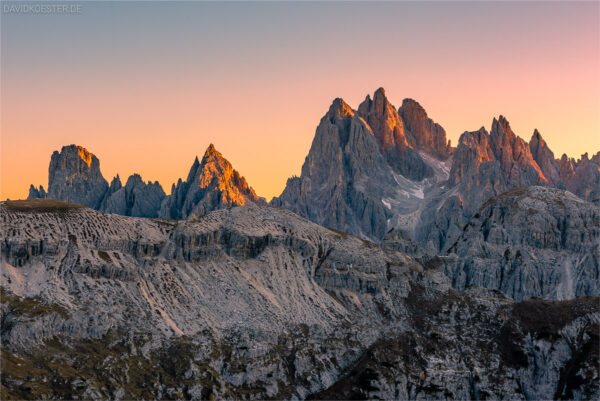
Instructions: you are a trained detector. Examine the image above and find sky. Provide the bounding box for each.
[2,1,599,201]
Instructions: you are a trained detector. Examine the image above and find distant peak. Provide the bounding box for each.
[358,88,395,116]
[401,98,425,111]
[202,143,224,161]
[530,129,546,146]
[491,115,514,137]
[326,98,354,120]
[61,144,94,167]
[372,87,390,104]
[111,174,122,184]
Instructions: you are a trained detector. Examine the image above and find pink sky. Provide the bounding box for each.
[2,1,599,200]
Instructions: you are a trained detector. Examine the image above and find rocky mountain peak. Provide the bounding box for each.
[125,173,144,188]
[109,174,123,190]
[490,115,517,147]
[357,88,432,180]
[487,116,547,184]
[400,98,425,116]
[35,144,109,209]
[102,173,166,218]
[198,145,240,183]
[325,98,354,122]
[531,128,543,143]
[371,87,390,110]
[75,145,93,167]
[27,184,46,199]
[529,129,559,184]
[357,88,403,145]
[160,145,259,219]
[559,153,576,181]
[202,143,220,160]
[492,115,513,133]
[398,98,451,158]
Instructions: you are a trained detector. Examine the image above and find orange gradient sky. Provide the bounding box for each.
[2,1,599,201]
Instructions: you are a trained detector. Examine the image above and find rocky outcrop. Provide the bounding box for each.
[434,186,600,301]
[1,201,598,399]
[160,144,259,220]
[27,184,46,199]
[398,98,452,158]
[28,145,109,209]
[357,88,433,180]
[311,294,599,400]
[102,174,166,218]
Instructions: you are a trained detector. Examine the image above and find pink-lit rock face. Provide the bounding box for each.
[398,98,452,159]
[357,88,433,180]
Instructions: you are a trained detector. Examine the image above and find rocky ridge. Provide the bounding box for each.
[1,201,598,399]
[433,186,600,301]
[28,144,259,220]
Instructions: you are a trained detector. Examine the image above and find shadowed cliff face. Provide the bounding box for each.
[433,186,600,301]
[101,174,166,218]
[29,145,110,209]
[272,97,400,241]
[1,202,598,400]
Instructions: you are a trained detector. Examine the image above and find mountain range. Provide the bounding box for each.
[28,143,262,219]
[4,87,598,399]
[28,88,599,234]
[26,87,600,303]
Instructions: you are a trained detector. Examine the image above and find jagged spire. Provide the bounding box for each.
[201,143,224,163]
